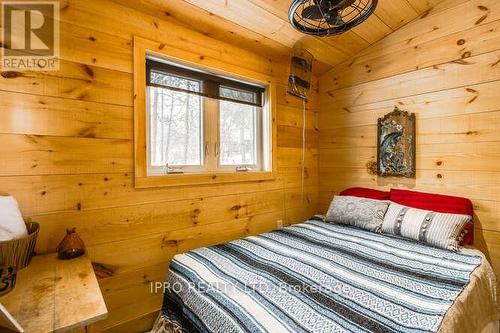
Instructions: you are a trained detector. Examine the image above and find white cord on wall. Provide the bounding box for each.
[301,98,306,202]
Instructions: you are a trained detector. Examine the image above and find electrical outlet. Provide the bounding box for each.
[276,219,283,229]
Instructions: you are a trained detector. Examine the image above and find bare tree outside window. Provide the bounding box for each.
[219,100,257,165]
[149,72,202,166]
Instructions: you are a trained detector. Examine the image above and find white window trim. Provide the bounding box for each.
[216,101,263,172]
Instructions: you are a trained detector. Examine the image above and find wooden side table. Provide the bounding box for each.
[0,254,107,332]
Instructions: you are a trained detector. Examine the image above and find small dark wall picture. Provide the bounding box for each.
[377,107,416,178]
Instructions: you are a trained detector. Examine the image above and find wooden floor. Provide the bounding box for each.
[0,0,319,330]
[318,0,500,303]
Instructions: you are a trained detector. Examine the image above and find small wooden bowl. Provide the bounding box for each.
[0,222,39,297]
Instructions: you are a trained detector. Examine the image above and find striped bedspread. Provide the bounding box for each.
[154,220,482,333]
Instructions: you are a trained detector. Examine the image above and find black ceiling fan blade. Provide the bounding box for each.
[325,0,354,10]
[326,10,343,26]
[341,0,356,8]
[301,5,324,20]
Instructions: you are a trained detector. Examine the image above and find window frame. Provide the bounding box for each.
[134,36,277,188]
[145,85,206,174]
[216,99,263,171]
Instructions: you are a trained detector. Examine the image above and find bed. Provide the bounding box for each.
[151,219,499,333]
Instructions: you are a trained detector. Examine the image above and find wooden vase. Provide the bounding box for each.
[56,228,85,260]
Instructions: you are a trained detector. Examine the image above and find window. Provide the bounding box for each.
[148,72,203,169]
[145,57,270,176]
[219,98,259,166]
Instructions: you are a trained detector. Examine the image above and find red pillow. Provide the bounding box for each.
[340,187,390,200]
[389,189,473,245]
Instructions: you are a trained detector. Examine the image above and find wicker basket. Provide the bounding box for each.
[0,222,39,297]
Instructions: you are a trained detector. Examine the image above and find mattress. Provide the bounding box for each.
[152,220,499,333]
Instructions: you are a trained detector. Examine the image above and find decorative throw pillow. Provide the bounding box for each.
[382,202,471,251]
[0,196,28,241]
[326,196,390,232]
[389,188,474,246]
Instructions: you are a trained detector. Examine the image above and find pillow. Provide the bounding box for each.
[382,202,471,251]
[326,196,390,232]
[0,196,28,241]
[340,187,390,200]
[390,189,474,245]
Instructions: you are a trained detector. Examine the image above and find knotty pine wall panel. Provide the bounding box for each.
[0,0,319,330]
[318,0,500,303]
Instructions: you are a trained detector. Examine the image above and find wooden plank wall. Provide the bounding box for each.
[0,0,319,330]
[318,0,500,299]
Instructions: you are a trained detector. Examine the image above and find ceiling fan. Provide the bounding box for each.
[289,0,378,36]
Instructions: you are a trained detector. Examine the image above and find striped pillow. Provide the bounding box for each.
[326,196,389,232]
[382,202,471,251]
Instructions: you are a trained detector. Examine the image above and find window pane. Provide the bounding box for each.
[150,70,200,93]
[220,86,256,104]
[219,100,257,166]
[149,76,202,167]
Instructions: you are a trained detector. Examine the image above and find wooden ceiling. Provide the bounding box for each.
[113,0,442,75]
